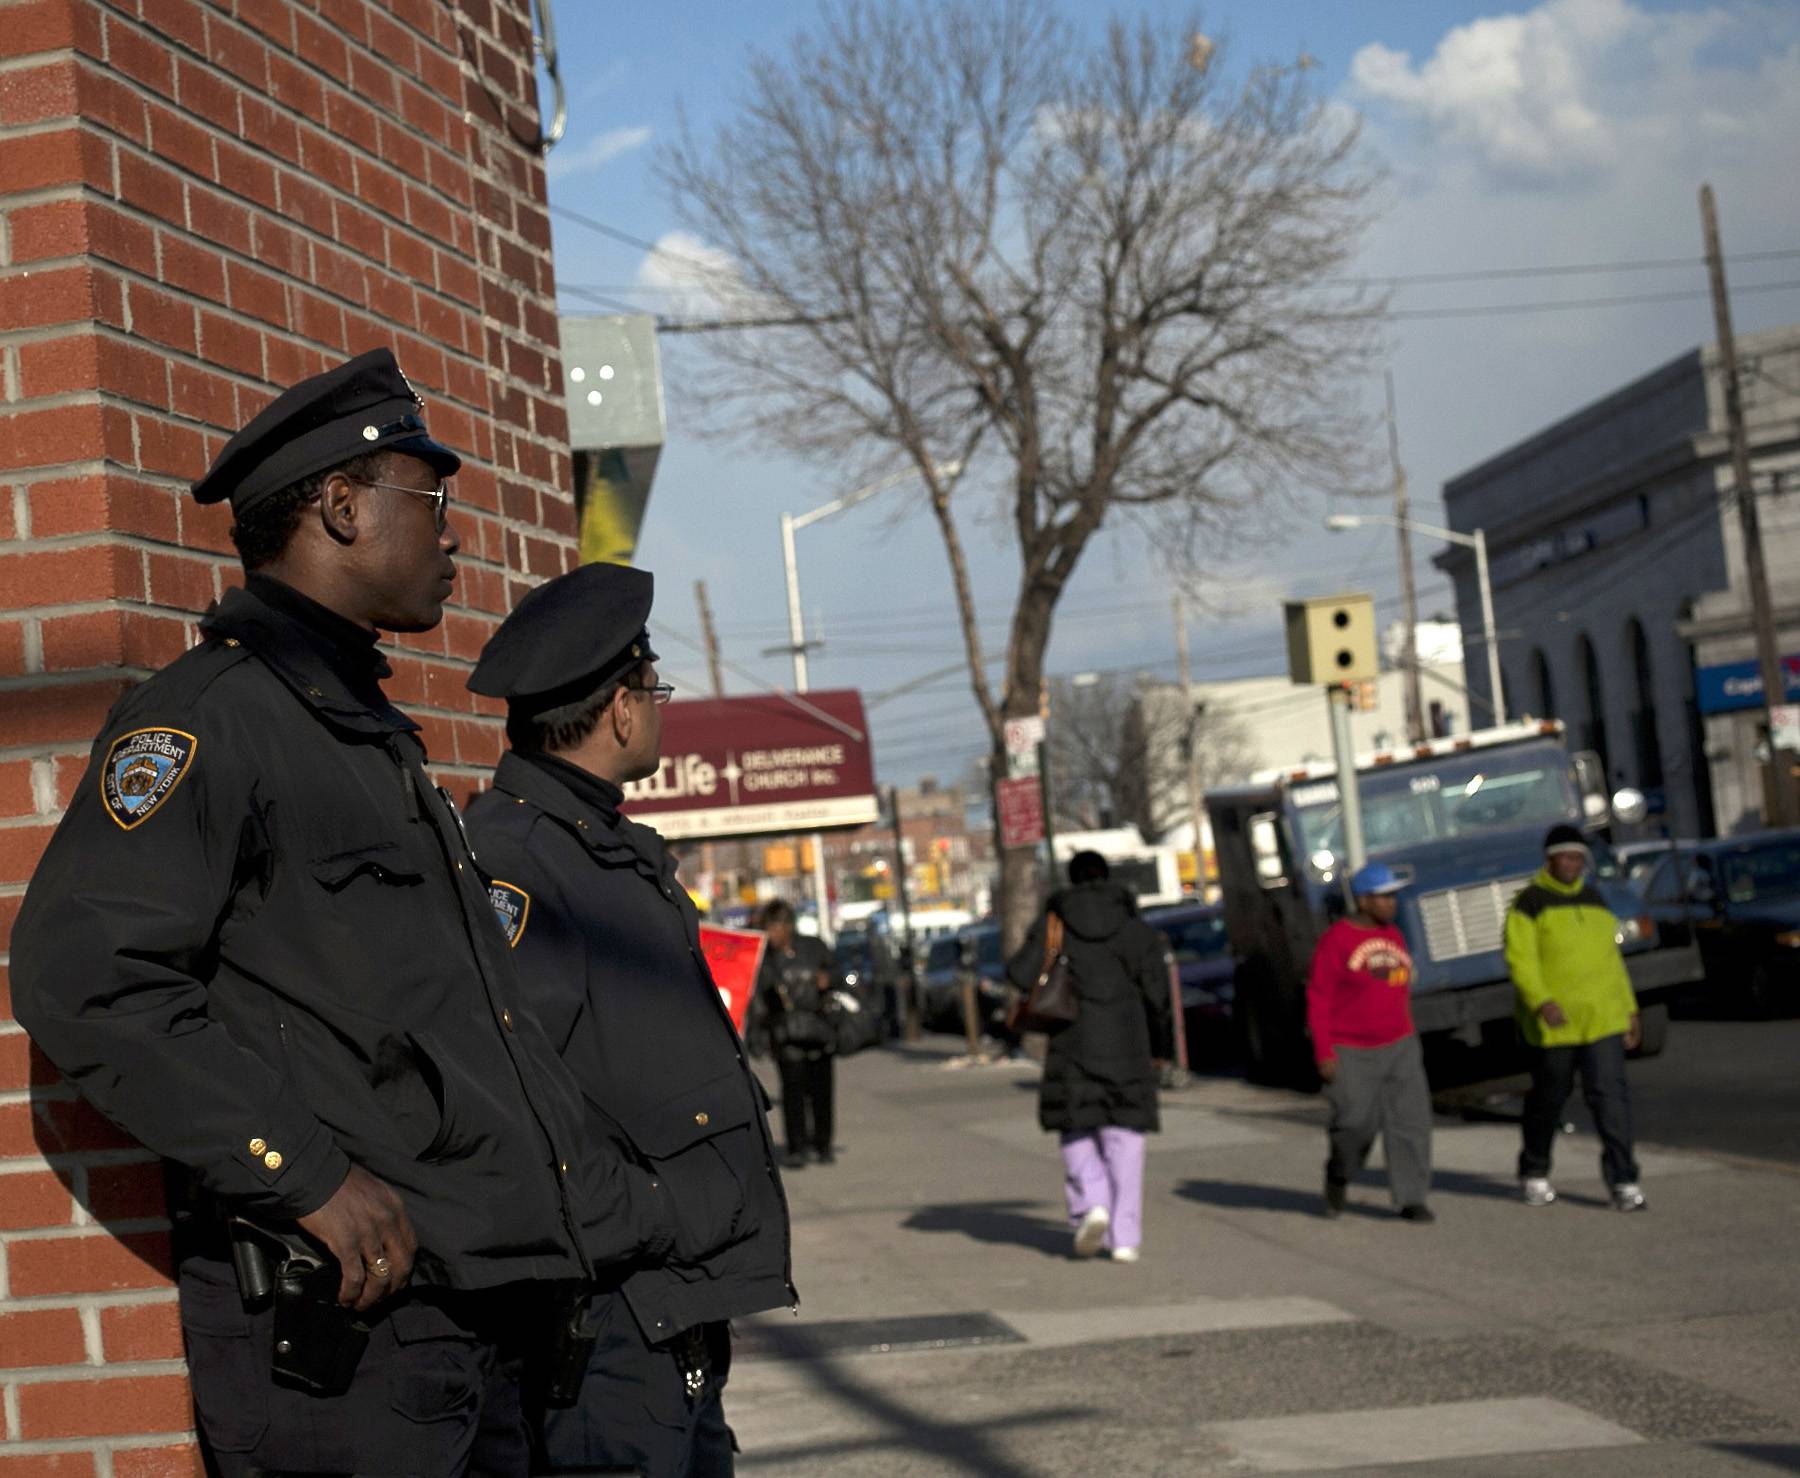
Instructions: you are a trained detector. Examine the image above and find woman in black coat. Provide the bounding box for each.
[1007,852,1171,1262]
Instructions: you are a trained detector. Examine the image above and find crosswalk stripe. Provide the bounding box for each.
[996,1295,1354,1349]
[1205,1395,1642,1472]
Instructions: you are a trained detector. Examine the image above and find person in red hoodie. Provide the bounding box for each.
[1307,861,1434,1222]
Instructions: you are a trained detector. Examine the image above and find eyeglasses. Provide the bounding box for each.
[625,681,675,706]
[354,478,452,532]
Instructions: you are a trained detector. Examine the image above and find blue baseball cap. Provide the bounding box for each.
[1350,861,1406,897]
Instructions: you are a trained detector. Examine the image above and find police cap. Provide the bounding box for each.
[191,348,461,515]
[467,562,660,713]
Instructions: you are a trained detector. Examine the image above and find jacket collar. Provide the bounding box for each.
[491,750,662,867]
[1534,867,1587,895]
[202,582,417,737]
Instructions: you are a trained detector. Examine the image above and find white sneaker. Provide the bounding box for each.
[1073,1206,1110,1258]
[1110,1245,1140,1263]
[1611,1182,1647,1212]
[1521,1177,1557,1207]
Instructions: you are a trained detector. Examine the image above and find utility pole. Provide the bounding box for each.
[1387,371,1424,743]
[1173,594,1206,894]
[693,579,725,697]
[1327,685,1368,873]
[888,785,920,1041]
[1700,183,1797,826]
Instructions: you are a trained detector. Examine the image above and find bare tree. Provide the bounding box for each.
[661,2,1382,949]
[1048,675,1255,839]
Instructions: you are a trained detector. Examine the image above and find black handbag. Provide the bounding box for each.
[1007,912,1080,1033]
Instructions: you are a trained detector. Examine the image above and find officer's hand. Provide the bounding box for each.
[1624,1012,1642,1051]
[1538,1001,1569,1029]
[1318,1058,1338,1084]
[296,1165,418,1312]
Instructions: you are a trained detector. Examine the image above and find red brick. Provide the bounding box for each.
[0,620,26,678]
[173,57,238,134]
[296,11,350,77]
[263,335,325,390]
[211,138,278,211]
[135,414,208,480]
[26,474,105,538]
[158,231,225,298]
[205,16,269,89]
[239,93,299,166]
[121,609,194,668]
[117,150,186,229]
[334,199,386,264]
[324,85,378,157]
[112,1445,205,1478]
[265,51,322,119]
[0,59,77,127]
[154,0,207,56]
[0,1306,87,1369]
[16,334,99,399]
[84,201,157,274]
[87,1160,170,1224]
[170,361,240,427]
[148,103,215,180]
[296,290,346,350]
[106,14,176,95]
[73,57,149,146]
[226,261,288,328]
[299,127,356,195]
[0,127,111,193]
[367,270,417,329]
[122,282,196,354]
[180,497,236,558]
[0,264,93,330]
[248,215,308,280]
[17,1370,191,1439]
[0,403,106,473]
[0,1164,77,1227]
[312,243,368,307]
[185,187,253,256]
[145,550,218,610]
[99,1300,183,1364]
[40,610,123,672]
[0,759,32,816]
[318,0,370,44]
[9,197,87,261]
[378,115,426,183]
[0,0,79,59]
[239,0,296,50]
[0,541,141,608]
[197,310,263,378]
[0,1453,98,1477]
[0,822,55,883]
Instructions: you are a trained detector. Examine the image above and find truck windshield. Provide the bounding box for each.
[1293,750,1575,861]
[1721,841,1800,903]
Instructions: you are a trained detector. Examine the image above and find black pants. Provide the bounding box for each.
[1519,1033,1641,1187]
[539,1297,735,1478]
[179,1255,534,1476]
[776,1050,834,1155]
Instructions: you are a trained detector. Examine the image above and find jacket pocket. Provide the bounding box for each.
[179,1259,270,1454]
[619,1075,757,1265]
[368,1030,469,1164]
[309,839,424,892]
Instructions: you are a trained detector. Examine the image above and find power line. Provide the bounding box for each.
[1390,279,1800,323]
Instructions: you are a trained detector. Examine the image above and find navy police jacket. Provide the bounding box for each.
[465,752,795,1344]
[12,580,683,1289]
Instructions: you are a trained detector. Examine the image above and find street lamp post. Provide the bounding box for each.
[778,463,962,941]
[1326,513,1507,729]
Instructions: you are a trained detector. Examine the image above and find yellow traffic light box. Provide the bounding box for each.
[1284,592,1378,685]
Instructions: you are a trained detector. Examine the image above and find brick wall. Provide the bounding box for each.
[0,0,575,1464]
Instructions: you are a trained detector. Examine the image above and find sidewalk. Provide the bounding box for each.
[729,1040,1800,1475]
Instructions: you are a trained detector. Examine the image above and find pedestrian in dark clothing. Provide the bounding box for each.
[752,901,839,1168]
[1506,824,1645,1211]
[464,562,793,1478]
[1005,852,1170,1262]
[10,352,694,1477]
[1306,861,1434,1222]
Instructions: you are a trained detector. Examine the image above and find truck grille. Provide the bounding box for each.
[1416,875,1534,962]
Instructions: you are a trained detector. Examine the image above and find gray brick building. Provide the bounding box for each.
[1439,325,1800,837]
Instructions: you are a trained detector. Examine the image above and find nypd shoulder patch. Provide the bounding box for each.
[488,881,531,947]
[100,727,199,831]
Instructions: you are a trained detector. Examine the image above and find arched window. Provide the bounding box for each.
[1532,648,1556,720]
[1577,633,1610,776]
[1627,618,1664,789]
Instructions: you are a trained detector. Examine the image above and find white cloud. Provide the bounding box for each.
[1348,0,1800,191]
[546,125,653,182]
[634,231,762,318]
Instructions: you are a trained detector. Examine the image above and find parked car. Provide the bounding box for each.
[1144,902,1237,1061]
[919,923,1015,1037]
[1638,831,1800,1015]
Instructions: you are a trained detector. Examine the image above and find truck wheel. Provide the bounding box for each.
[1629,1002,1669,1058]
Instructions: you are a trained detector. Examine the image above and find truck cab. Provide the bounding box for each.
[1207,720,1699,1085]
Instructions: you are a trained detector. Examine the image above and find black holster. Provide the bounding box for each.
[541,1285,599,1408]
[227,1217,370,1396]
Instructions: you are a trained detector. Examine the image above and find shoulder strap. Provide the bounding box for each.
[1044,911,1063,962]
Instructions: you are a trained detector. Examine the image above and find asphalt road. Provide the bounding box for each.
[1423,1013,1800,1169]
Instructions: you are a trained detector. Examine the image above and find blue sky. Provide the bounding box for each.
[539,0,1800,787]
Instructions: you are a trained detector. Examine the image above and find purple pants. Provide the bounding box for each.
[1059,1127,1146,1251]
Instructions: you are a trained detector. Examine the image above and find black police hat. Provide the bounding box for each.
[191,348,461,515]
[467,562,660,712]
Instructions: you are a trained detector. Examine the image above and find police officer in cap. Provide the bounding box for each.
[13,351,711,1475]
[465,562,795,1477]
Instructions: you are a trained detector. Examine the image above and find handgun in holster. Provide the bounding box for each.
[227,1216,371,1396]
[542,1285,599,1408]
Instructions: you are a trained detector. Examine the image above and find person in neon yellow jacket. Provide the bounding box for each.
[1504,824,1646,1212]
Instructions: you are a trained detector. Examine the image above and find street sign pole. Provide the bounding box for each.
[1328,684,1367,874]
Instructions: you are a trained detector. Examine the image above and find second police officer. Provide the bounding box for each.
[464,562,795,1477]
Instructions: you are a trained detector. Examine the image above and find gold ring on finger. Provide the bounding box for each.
[367,1255,392,1279]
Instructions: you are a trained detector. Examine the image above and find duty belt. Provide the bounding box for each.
[673,1325,713,1402]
